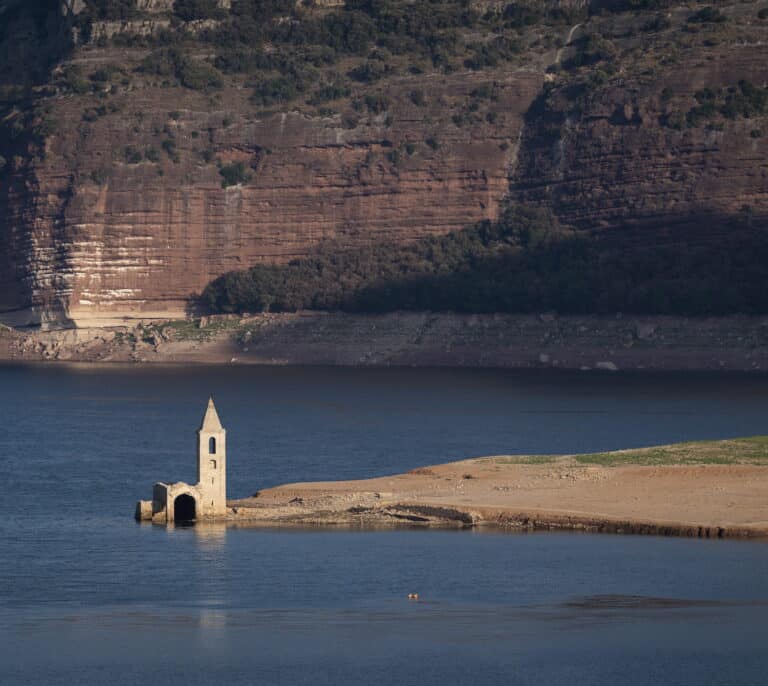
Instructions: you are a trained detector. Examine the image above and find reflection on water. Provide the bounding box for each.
[2,364,768,685]
[190,522,228,546]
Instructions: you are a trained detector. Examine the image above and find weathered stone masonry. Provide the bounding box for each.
[135,396,227,523]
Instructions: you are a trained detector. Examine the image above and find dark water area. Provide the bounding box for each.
[1,363,768,685]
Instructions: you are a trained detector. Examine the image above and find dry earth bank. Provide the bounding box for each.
[226,438,768,538]
[2,311,768,372]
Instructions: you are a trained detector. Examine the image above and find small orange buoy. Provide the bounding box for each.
[408,593,419,601]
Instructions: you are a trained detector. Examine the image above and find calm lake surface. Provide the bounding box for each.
[2,363,768,685]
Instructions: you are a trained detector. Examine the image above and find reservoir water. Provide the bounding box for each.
[1,363,768,685]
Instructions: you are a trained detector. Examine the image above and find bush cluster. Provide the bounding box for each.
[173,0,228,22]
[562,34,618,71]
[84,0,138,20]
[68,0,580,110]
[123,145,143,164]
[688,7,727,24]
[194,0,527,102]
[309,78,351,105]
[686,81,768,126]
[219,161,251,187]
[139,48,223,90]
[599,0,670,12]
[250,76,303,106]
[201,205,768,316]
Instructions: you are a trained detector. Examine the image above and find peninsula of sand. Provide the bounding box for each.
[226,438,768,539]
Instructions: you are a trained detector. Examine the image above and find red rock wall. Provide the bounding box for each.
[509,45,768,232]
[2,4,768,328]
[1,72,541,326]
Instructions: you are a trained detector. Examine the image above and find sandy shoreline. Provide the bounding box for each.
[224,446,768,539]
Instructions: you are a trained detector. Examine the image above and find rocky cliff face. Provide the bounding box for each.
[1,70,540,325]
[0,0,766,326]
[509,5,768,232]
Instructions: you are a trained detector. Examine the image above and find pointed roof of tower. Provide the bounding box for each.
[199,396,224,432]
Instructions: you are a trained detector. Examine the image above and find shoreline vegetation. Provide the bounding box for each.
[224,437,768,539]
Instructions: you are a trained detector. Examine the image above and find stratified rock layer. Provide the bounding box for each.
[1,72,540,326]
[509,46,768,231]
[1,1,768,327]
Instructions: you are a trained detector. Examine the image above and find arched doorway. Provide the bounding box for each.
[174,494,196,523]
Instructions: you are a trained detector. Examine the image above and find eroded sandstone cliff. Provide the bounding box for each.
[0,0,766,326]
[19,71,539,325]
[509,4,768,231]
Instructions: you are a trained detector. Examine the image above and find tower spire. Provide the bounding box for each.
[199,395,223,432]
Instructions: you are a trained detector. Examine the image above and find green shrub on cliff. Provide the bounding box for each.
[294,11,378,55]
[562,34,618,71]
[219,161,251,187]
[138,49,223,90]
[464,36,521,70]
[202,206,571,313]
[174,0,228,22]
[204,0,498,86]
[683,81,768,127]
[89,169,107,184]
[59,66,92,95]
[85,0,139,20]
[601,0,670,12]
[348,60,394,83]
[688,7,727,24]
[721,81,768,119]
[202,202,768,317]
[309,79,351,105]
[250,76,303,106]
[123,146,142,164]
[178,60,223,90]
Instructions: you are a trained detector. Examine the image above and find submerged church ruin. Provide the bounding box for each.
[135,397,227,524]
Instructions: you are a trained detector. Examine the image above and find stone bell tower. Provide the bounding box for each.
[197,396,227,517]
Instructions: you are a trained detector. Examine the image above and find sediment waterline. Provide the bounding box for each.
[4,311,768,373]
[220,504,768,539]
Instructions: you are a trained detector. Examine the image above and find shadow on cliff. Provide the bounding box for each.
[0,2,80,327]
[0,1,76,88]
[200,207,768,318]
[345,215,768,317]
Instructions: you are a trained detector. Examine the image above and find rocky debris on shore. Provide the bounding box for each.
[2,312,768,372]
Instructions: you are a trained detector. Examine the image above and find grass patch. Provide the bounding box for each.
[481,455,560,465]
[575,437,768,466]
[482,437,768,467]
[162,317,241,342]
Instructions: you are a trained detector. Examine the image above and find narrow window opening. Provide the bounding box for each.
[209,437,216,454]
[210,459,217,470]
